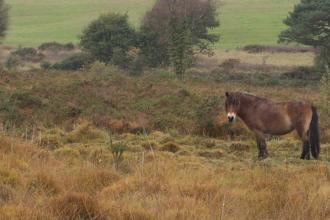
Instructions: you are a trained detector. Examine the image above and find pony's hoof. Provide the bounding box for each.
[300,156,311,160]
[258,155,268,160]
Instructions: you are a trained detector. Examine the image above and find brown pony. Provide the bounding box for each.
[224,92,320,160]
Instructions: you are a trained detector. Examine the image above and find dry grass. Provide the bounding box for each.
[0,129,327,219]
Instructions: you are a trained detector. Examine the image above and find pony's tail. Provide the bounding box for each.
[309,106,320,159]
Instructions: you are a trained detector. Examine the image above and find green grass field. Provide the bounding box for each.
[4,0,299,49]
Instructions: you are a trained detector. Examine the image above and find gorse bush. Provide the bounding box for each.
[52,53,94,70]
[80,13,136,63]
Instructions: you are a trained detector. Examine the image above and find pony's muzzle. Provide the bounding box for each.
[228,116,235,123]
[227,113,236,123]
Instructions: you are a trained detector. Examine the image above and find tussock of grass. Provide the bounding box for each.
[27,172,60,196]
[198,149,224,159]
[160,142,181,153]
[0,184,14,205]
[0,204,48,220]
[54,146,80,160]
[229,142,250,152]
[0,166,21,188]
[66,121,107,143]
[50,192,107,220]
[72,169,121,194]
[141,141,159,151]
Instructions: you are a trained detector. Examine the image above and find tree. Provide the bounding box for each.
[140,0,220,75]
[80,13,136,63]
[0,0,9,40]
[279,0,330,70]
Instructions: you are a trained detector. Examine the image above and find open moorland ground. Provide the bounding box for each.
[0,65,328,219]
[5,0,299,48]
[0,0,329,219]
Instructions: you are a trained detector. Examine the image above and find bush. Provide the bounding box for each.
[243,45,313,53]
[12,47,44,62]
[129,54,145,76]
[80,13,136,63]
[52,53,93,70]
[38,42,74,51]
[5,55,20,70]
[10,91,42,108]
[110,47,133,69]
[282,66,321,80]
[40,61,51,69]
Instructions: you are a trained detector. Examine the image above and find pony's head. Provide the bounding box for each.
[225,92,240,123]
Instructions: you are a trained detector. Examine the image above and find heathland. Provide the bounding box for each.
[0,0,329,219]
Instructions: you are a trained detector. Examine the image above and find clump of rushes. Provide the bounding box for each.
[107,132,127,169]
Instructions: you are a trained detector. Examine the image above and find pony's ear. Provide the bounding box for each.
[225,92,229,97]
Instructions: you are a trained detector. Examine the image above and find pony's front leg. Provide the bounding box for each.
[257,139,268,159]
[254,131,268,160]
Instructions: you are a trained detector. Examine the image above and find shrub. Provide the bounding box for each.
[110,47,133,69]
[12,47,44,62]
[108,140,127,169]
[50,192,107,220]
[80,13,136,63]
[282,66,321,80]
[243,44,313,53]
[40,61,51,70]
[10,91,42,108]
[38,42,74,51]
[129,54,145,75]
[52,53,93,70]
[4,55,20,70]
[219,58,241,70]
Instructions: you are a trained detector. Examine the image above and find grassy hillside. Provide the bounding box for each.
[4,0,300,48]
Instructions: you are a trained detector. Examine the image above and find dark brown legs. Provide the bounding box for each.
[257,138,268,160]
[297,127,311,160]
[254,130,268,160]
[300,140,311,160]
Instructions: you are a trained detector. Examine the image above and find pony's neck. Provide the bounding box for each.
[237,94,260,121]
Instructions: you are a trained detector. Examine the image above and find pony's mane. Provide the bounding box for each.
[236,92,268,102]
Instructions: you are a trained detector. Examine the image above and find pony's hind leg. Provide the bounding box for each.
[300,140,310,160]
[297,125,311,160]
